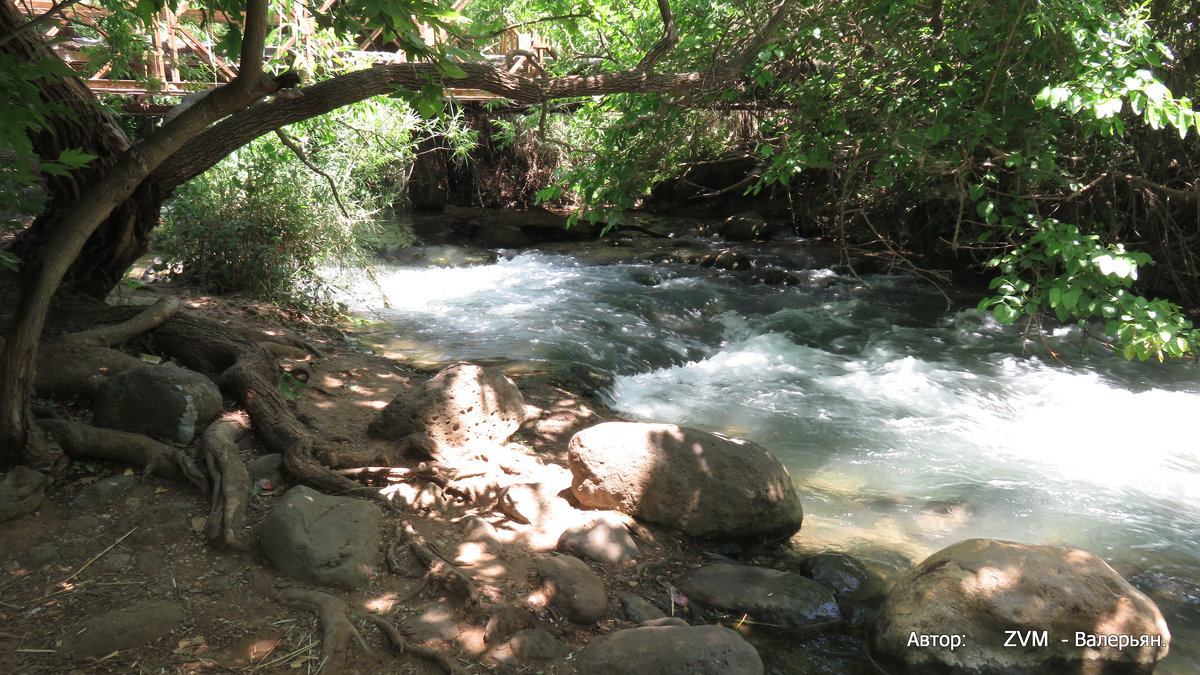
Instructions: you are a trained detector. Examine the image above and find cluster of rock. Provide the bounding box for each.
[8,357,1170,673]
[260,361,1173,673]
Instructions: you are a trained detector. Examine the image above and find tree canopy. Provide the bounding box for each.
[2,0,1200,466]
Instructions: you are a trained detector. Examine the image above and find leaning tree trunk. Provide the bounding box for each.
[0,0,285,464]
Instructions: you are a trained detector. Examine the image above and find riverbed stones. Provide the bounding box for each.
[260,485,382,590]
[567,422,803,539]
[58,599,185,659]
[574,624,763,674]
[535,554,607,624]
[871,538,1171,674]
[367,361,524,460]
[679,562,841,628]
[93,364,222,444]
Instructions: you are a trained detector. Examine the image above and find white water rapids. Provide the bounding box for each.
[339,248,1200,672]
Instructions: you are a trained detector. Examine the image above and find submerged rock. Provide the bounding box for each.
[679,562,841,628]
[574,624,763,674]
[871,538,1171,674]
[797,551,887,626]
[567,422,803,539]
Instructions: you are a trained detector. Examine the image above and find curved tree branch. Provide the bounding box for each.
[636,0,678,74]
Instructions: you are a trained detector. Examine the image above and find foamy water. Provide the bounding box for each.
[343,250,1200,671]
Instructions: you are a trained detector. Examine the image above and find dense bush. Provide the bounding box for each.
[156,98,426,317]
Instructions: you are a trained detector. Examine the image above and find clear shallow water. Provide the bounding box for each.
[341,250,1200,671]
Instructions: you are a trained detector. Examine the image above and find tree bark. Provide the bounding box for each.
[0,0,285,464]
[0,0,797,465]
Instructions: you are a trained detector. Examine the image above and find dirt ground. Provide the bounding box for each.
[0,286,718,675]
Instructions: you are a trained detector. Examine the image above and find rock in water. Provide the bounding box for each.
[797,551,887,626]
[871,538,1171,674]
[679,563,841,628]
[260,486,382,590]
[93,365,222,444]
[567,422,803,539]
[574,625,763,674]
[367,361,524,461]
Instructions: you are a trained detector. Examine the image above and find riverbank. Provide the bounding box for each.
[1,281,873,673]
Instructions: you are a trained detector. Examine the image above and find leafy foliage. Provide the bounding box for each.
[156,98,429,316]
[470,0,1200,360]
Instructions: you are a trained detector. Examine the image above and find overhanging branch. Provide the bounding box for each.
[636,0,678,74]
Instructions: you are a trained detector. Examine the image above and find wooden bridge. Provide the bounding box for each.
[18,0,551,113]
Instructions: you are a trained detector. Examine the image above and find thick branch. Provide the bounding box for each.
[636,0,678,73]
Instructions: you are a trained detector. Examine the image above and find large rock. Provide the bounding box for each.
[58,600,185,659]
[574,625,763,674]
[260,486,383,590]
[567,422,803,539]
[871,539,1171,674]
[367,361,524,460]
[679,563,841,628]
[93,365,222,444]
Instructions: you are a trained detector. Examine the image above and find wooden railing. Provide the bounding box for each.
[17,0,551,109]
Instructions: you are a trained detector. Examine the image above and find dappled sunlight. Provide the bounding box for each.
[961,564,1023,597]
[363,592,400,614]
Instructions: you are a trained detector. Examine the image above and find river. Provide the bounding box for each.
[338,227,1200,672]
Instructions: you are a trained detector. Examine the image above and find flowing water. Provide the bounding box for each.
[340,233,1200,672]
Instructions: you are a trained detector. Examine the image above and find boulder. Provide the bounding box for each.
[93,365,222,444]
[260,486,383,590]
[699,248,751,271]
[536,554,608,624]
[574,625,763,674]
[367,362,525,461]
[718,212,774,241]
[871,538,1171,674]
[567,422,803,539]
[679,563,841,628]
[58,600,185,660]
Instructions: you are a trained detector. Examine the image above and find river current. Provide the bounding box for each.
[339,238,1200,672]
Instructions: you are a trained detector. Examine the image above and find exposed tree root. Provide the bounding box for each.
[58,295,180,347]
[200,414,251,550]
[32,343,145,398]
[254,576,362,671]
[364,613,469,675]
[399,522,480,606]
[148,313,390,507]
[39,419,206,488]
